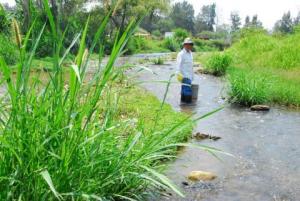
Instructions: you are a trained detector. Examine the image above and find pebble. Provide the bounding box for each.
[188,171,217,181]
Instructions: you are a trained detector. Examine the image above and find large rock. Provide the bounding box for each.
[250,105,270,111]
[188,171,217,181]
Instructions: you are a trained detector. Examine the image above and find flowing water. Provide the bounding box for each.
[124,55,300,201]
[2,54,299,200]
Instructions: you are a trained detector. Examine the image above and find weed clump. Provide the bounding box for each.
[152,57,165,65]
[228,68,271,106]
[0,3,194,200]
[162,37,179,52]
[205,53,232,76]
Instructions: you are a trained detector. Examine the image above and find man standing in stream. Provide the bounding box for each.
[177,38,194,104]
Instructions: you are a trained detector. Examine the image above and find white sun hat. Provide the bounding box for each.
[183,37,194,45]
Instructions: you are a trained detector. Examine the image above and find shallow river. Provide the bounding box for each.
[2,54,299,200]
[123,54,300,201]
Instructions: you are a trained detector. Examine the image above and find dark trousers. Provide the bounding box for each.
[181,78,192,103]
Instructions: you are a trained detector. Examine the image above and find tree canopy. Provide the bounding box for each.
[170,1,195,33]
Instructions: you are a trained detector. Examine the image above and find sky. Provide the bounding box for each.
[175,0,300,29]
[1,0,300,29]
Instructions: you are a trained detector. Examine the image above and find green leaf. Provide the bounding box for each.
[40,170,62,200]
[141,165,184,198]
[43,0,57,40]
[71,64,82,83]
[59,33,81,66]
[76,15,90,68]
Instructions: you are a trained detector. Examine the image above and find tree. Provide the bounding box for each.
[294,12,300,26]
[251,15,263,28]
[155,17,175,33]
[140,0,171,32]
[244,15,251,28]
[170,1,195,33]
[0,4,10,34]
[99,0,170,34]
[195,3,216,33]
[230,12,241,32]
[274,11,293,34]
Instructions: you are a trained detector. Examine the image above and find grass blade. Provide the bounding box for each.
[40,170,62,200]
[141,165,184,198]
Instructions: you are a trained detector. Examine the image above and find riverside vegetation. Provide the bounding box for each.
[196,28,300,107]
[0,2,231,200]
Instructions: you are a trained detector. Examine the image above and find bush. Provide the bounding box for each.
[0,34,18,65]
[125,37,169,54]
[193,39,217,52]
[193,39,228,52]
[206,53,232,76]
[228,68,271,106]
[197,31,218,40]
[152,57,164,65]
[162,38,179,52]
[125,37,145,54]
[173,28,189,43]
[152,30,161,38]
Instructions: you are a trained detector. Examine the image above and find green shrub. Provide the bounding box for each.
[0,34,18,65]
[193,39,228,52]
[193,39,217,52]
[206,53,232,76]
[228,68,271,106]
[152,30,161,38]
[197,31,217,40]
[173,28,189,43]
[152,57,164,65]
[125,37,142,54]
[126,37,169,54]
[162,38,179,52]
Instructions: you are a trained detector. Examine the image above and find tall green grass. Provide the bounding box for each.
[196,28,300,107]
[0,1,224,200]
[227,28,300,69]
[205,53,232,76]
[226,28,300,107]
[227,67,300,107]
[227,68,271,106]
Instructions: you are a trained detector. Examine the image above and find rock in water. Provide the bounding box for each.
[181,181,189,186]
[250,105,270,111]
[188,171,217,181]
[193,132,221,141]
[193,132,209,140]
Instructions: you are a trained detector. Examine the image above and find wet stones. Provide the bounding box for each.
[250,105,270,111]
[188,171,217,181]
[193,132,221,141]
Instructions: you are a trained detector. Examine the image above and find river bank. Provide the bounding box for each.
[127,56,300,201]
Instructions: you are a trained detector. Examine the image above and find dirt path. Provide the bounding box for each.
[129,59,300,201]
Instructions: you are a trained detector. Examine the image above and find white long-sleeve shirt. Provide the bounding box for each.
[177,48,194,81]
